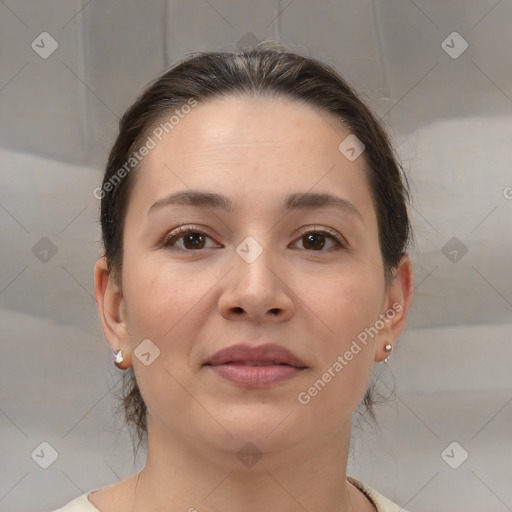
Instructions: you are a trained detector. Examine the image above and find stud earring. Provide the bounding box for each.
[383,343,393,363]
[113,349,125,369]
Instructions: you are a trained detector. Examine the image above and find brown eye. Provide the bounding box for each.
[162,226,219,251]
[302,233,327,250]
[293,227,345,251]
[181,232,207,250]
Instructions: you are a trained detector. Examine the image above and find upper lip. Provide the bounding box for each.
[205,343,307,368]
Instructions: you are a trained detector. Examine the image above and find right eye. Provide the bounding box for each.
[161,226,221,251]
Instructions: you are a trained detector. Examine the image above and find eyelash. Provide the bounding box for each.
[161,225,347,252]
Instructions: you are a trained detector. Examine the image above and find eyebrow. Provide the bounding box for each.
[148,190,363,221]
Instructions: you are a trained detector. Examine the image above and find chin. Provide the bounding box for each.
[210,405,303,446]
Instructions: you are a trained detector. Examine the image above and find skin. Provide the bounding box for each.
[93,95,413,512]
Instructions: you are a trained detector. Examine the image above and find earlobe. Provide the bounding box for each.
[93,257,132,368]
[375,254,414,362]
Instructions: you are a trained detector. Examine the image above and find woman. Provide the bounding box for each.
[54,45,414,512]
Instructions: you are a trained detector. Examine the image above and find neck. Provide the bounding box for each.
[131,416,359,512]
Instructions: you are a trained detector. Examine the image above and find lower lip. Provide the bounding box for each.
[207,364,304,387]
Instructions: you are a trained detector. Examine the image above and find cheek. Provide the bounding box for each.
[124,253,204,324]
[296,278,380,418]
[301,267,383,389]
[122,252,212,348]
[123,258,213,420]
[306,267,384,345]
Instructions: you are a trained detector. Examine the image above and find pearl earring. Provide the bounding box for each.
[383,343,393,363]
[113,349,125,369]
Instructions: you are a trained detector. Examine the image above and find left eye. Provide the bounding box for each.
[292,227,345,251]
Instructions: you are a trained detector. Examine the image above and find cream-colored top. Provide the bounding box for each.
[51,477,408,512]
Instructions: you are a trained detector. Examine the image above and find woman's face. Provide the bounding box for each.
[96,95,411,463]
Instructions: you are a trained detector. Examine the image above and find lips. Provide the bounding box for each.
[204,343,307,388]
[204,343,307,368]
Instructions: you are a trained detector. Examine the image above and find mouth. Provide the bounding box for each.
[222,361,295,366]
[204,343,307,368]
[204,343,307,387]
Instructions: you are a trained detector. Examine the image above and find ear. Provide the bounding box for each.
[374,254,414,362]
[93,256,132,369]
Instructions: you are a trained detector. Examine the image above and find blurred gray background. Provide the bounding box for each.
[0,1,511,511]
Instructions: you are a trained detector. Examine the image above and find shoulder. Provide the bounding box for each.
[347,476,408,512]
[50,493,100,512]
[51,473,138,512]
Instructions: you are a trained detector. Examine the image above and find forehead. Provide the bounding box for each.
[128,95,374,219]
[158,94,348,156]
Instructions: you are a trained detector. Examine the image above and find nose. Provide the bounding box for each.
[217,238,295,324]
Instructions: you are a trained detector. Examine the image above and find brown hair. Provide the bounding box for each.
[99,45,412,456]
